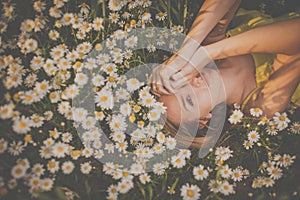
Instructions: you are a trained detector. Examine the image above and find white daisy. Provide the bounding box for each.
[148,109,161,121]
[72,107,88,122]
[267,166,282,180]
[49,91,61,103]
[243,140,254,150]
[32,163,45,176]
[139,173,150,184]
[82,147,94,158]
[215,146,233,162]
[13,115,32,134]
[39,145,52,159]
[105,143,115,154]
[52,142,68,158]
[180,183,201,200]
[50,45,65,60]
[171,155,186,168]
[95,87,114,109]
[95,111,105,121]
[273,112,290,131]
[96,53,110,65]
[115,141,128,152]
[47,159,59,174]
[156,12,167,21]
[193,165,209,180]
[92,17,104,31]
[80,162,92,174]
[11,165,26,179]
[250,107,263,117]
[208,180,222,193]
[124,36,138,48]
[109,114,127,132]
[120,103,131,116]
[28,176,41,188]
[228,109,244,124]
[82,116,97,130]
[117,179,132,194]
[43,138,54,147]
[165,136,176,150]
[62,13,74,26]
[220,181,234,196]
[0,104,14,119]
[290,122,300,134]
[40,178,53,191]
[266,124,278,136]
[141,12,151,23]
[103,162,115,175]
[247,130,260,143]
[61,161,75,174]
[94,149,104,159]
[140,95,155,107]
[147,44,156,52]
[116,88,129,100]
[49,7,62,18]
[112,52,123,64]
[252,177,264,188]
[220,165,233,179]
[152,163,166,175]
[75,72,88,86]
[153,143,165,154]
[111,132,126,142]
[130,163,143,175]
[107,184,118,198]
[23,38,38,53]
[30,114,44,128]
[49,29,59,40]
[263,177,275,188]
[109,12,120,24]
[92,74,105,87]
[282,154,294,167]
[30,56,44,71]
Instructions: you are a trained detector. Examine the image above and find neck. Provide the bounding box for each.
[214,56,257,107]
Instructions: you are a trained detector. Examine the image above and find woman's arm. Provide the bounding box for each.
[246,54,300,117]
[171,17,300,88]
[149,0,239,96]
[184,0,239,45]
[206,17,300,60]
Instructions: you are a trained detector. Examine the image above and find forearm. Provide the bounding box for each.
[206,18,300,60]
[176,0,239,68]
[184,0,238,45]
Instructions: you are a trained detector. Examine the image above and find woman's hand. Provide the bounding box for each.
[149,38,200,96]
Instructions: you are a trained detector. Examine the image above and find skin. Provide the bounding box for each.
[160,54,256,127]
[150,1,300,148]
[149,0,240,96]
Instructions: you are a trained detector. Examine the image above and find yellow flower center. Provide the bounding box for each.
[186,189,194,197]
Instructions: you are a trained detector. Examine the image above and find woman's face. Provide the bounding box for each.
[159,68,218,129]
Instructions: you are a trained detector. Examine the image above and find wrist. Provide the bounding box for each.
[203,44,219,60]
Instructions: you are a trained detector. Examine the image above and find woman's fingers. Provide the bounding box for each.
[171,71,195,89]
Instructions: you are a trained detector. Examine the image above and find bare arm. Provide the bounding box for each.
[150,0,240,95]
[184,0,239,45]
[206,17,300,60]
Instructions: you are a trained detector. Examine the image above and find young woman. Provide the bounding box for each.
[149,1,300,148]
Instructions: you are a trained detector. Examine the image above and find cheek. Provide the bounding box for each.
[195,90,212,116]
[159,95,182,126]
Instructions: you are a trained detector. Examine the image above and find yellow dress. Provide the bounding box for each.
[227,9,300,108]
